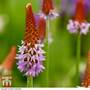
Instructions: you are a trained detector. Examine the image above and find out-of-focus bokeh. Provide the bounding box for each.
[0,0,90,87]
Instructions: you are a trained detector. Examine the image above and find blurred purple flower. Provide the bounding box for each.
[84,0,90,8]
[67,19,90,35]
[60,0,90,16]
[60,0,77,16]
[84,0,90,14]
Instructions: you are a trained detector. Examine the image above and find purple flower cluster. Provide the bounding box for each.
[39,10,59,20]
[16,41,45,77]
[67,19,90,35]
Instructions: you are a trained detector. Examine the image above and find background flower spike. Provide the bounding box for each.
[81,50,90,87]
[42,0,54,15]
[0,46,16,75]
[40,0,59,19]
[74,0,85,23]
[67,0,90,35]
[38,16,46,42]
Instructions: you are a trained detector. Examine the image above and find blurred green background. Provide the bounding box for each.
[0,0,90,87]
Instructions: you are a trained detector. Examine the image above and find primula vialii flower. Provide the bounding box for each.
[16,3,46,77]
[81,50,90,87]
[67,0,90,35]
[0,46,16,75]
[40,0,58,19]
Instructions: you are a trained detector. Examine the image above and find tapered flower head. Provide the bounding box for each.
[42,0,54,15]
[39,0,59,19]
[24,3,37,45]
[16,3,46,77]
[67,0,90,35]
[74,0,86,23]
[81,50,90,87]
[0,46,16,75]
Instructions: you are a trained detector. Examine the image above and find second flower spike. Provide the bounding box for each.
[16,3,46,77]
[67,0,90,35]
[40,0,58,19]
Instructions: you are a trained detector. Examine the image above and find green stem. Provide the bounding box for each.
[76,33,81,85]
[46,17,50,86]
[27,76,33,87]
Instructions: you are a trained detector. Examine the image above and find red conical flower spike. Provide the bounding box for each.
[42,0,54,15]
[67,0,90,34]
[16,3,46,77]
[24,3,39,45]
[1,46,16,71]
[74,0,86,23]
[82,50,90,87]
[38,16,46,42]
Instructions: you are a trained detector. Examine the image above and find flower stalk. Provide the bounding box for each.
[76,33,81,85]
[27,76,33,87]
[46,17,50,86]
